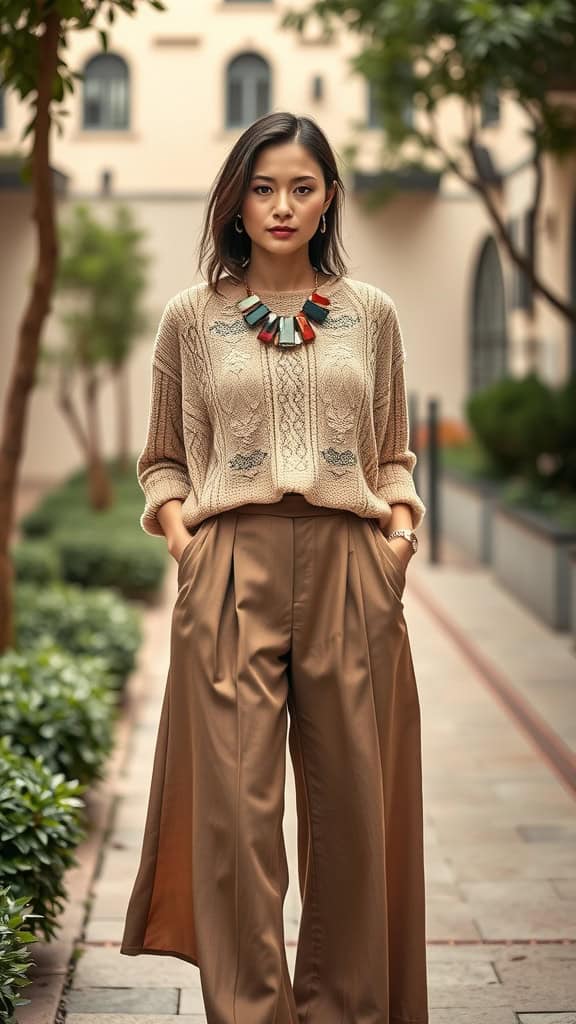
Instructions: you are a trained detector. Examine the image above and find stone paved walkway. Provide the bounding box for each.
[61,533,576,1024]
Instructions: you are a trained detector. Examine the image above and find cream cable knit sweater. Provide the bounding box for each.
[136,274,427,537]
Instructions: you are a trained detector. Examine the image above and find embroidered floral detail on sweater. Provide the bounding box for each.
[229,450,269,475]
[320,447,358,469]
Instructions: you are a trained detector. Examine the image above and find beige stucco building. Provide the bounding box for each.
[1,0,574,483]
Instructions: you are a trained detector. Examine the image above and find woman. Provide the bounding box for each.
[120,111,428,1024]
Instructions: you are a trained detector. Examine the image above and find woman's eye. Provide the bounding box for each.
[253,186,312,195]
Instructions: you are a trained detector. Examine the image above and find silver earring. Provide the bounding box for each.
[235,214,244,235]
[320,213,327,234]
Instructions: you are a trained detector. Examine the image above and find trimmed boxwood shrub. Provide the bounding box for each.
[19,460,167,599]
[0,739,86,942]
[466,372,558,479]
[55,529,166,595]
[0,648,117,785]
[0,886,38,1022]
[10,540,60,584]
[14,582,142,691]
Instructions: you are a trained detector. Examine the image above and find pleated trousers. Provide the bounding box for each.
[120,493,429,1024]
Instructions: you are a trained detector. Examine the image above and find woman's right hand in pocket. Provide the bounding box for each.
[168,531,194,564]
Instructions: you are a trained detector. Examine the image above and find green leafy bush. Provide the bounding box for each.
[0,648,116,785]
[555,375,576,488]
[19,460,167,598]
[466,372,558,479]
[10,540,60,584]
[0,886,39,1022]
[14,582,141,690]
[0,740,86,942]
[55,530,166,595]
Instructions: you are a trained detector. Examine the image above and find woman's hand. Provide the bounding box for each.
[168,530,194,564]
[387,536,414,574]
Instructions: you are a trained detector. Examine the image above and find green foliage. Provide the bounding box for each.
[458,373,576,511]
[0,1,166,146]
[18,460,167,598]
[466,372,558,476]
[0,739,86,942]
[46,202,151,370]
[0,647,117,785]
[54,530,166,596]
[13,582,142,690]
[0,886,38,1022]
[10,540,61,584]
[283,0,576,157]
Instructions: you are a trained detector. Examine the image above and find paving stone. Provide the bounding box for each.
[88,884,130,920]
[517,1016,576,1023]
[427,985,515,1009]
[472,901,576,940]
[494,955,576,1001]
[445,842,576,881]
[426,902,483,941]
[72,948,195,988]
[427,960,499,987]
[517,824,576,843]
[66,1017,203,1023]
[84,918,125,941]
[65,988,179,1013]
[179,988,207,1014]
[458,880,558,903]
[430,1010,516,1023]
[552,879,576,900]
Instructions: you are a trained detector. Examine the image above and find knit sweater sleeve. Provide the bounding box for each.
[136,299,192,537]
[375,300,427,530]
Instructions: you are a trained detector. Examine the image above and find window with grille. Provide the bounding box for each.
[226,54,270,128]
[470,237,508,392]
[82,54,130,130]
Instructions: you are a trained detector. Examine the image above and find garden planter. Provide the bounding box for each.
[492,504,576,631]
[439,469,502,564]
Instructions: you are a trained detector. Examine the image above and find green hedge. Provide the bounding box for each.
[0,887,38,1023]
[0,648,116,785]
[466,372,576,487]
[14,582,142,691]
[0,740,86,942]
[16,459,167,599]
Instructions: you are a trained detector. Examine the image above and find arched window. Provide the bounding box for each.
[83,54,130,130]
[367,78,413,130]
[226,54,270,128]
[470,237,508,392]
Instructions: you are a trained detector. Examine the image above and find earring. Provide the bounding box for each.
[320,213,327,234]
[235,214,244,234]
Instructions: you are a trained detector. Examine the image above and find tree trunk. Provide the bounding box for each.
[0,10,60,653]
[115,362,131,472]
[84,369,113,509]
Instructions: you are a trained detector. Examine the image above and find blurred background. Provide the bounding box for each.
[0,1,575,1022]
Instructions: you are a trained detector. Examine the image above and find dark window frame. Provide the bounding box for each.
[82,53,130,131]
[225,52,271,128]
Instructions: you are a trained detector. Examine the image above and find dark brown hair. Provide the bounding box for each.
[196,111,348,296]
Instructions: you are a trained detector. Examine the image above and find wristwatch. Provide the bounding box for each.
[386,528,419,554]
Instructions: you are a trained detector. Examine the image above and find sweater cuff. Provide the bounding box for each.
[139,470,191,537]
[376,464,427,530]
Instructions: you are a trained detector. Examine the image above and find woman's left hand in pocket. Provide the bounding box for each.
[388,537,413,574]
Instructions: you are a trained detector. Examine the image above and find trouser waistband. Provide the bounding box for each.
[235,493,354,518]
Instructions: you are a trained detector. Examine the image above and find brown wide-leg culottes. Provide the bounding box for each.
[120,493,428,1024]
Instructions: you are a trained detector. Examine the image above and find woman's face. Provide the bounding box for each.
[240,141,335,257]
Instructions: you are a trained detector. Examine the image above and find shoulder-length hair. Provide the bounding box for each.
[196,111,348,296]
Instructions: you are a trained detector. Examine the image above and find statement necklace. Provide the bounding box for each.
[236,268,331,348]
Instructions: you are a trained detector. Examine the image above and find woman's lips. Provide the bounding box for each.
[269,228,296,236]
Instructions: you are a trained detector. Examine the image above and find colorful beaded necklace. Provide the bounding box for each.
[236,268,330,348]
